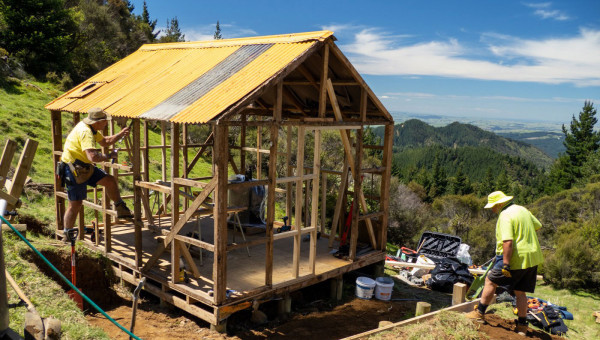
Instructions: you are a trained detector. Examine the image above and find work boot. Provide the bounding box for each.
[465,309,486,323]
[515,322,528,336]
[115,201,133,219]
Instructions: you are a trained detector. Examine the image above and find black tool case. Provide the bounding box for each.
[417,232,461,262]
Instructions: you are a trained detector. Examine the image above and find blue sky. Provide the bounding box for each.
[131,0,600,124]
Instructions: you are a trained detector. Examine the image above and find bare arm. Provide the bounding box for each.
[98,127,130,147]
[85,149,116,163]
[502,240,513,265]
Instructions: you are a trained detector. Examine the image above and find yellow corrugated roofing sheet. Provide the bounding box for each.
[45,31,333,123]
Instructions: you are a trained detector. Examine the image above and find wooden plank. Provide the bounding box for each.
[359,211,385,221]
[51,111,64,236]
[213,125,229,304]
[0,139,17,189]
[285,127,293,221]
[379,124,393,250]
[319,43,329,118]
[275,174,317,184]
[160,121,168,211]
[328,159,349,248]
[326,78,377,249]
[141,178,217,272]
[309,129,321,273]
[171,123,181,284]
[240,114,246,174]
[266,83,281,286]
[132,119,142,268]
[135,181,171,194]
[320,172,326,234]
[341,299,481,340]
[179,241,200,279]
[7,139,38,209]
[292,127,305,278]
[172,177,212,189]
[173,234,214,252]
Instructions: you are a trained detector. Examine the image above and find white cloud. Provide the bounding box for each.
[339,27,600,86]
[524,2,570,21]
[381,92,595,104]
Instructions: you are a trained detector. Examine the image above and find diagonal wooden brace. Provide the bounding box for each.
[326,78,377,249]
[142,177,217,273]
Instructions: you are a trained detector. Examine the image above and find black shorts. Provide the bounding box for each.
[488,264,538,293]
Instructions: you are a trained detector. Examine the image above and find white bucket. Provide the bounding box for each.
[374,277,395,300]
[355,277,376,299]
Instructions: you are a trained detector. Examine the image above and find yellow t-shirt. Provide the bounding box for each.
[61,122,103,164]
[495,204,543,270]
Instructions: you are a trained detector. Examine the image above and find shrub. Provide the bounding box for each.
[544,230,600,291]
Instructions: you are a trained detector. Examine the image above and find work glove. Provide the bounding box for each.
[501,264,512,278]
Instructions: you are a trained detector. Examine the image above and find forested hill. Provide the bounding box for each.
[376,119,553,169]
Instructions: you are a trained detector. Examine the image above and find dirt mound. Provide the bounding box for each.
[23,247,123,310]
[479,314,564,340]
[17,214,52,236]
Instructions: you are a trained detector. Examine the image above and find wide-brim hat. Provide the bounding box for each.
[83,107,111,124]
[484,191,513,209]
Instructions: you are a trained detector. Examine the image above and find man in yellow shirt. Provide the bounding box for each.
[60,107,132,230]
[466,191,543,336]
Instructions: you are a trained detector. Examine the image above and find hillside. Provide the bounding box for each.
[375,119,554,169]
[498,131,565,158]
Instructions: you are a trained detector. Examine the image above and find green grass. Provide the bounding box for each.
[4,230,110,339]
[370,310,482,340]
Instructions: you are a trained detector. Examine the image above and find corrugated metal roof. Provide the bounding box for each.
[45,31,334,123]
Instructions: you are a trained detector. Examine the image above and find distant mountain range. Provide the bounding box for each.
[374,119,554,169]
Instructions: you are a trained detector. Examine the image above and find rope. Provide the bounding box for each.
[0,215,142,340]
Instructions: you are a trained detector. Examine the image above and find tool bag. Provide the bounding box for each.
[66,159,94,184]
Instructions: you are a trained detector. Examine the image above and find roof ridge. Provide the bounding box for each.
[139,30,334,51]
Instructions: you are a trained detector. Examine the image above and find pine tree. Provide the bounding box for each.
[496,170,510,193]
[562,101,600,177]
[479,167,495,195]
[159,17,185,43]
[214,21,222,40]
[142,1,159,42]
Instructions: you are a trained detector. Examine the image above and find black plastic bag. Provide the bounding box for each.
[426,257,474,293]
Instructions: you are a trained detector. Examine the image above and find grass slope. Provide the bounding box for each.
[1,78,214,338]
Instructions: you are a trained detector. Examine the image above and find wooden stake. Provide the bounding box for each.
[133,119,142,268]
[452,283,467,305]
[213,124,229,304]
[415,302,431,316]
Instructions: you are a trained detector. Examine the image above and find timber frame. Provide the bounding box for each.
[48,37,394,327]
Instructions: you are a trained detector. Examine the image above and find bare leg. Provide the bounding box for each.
[97,175,122,202]
[514,290,528,318]
[480,276,498,306]
[64,200,83,230]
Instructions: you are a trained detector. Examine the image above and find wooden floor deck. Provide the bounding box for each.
[79,215,384,323]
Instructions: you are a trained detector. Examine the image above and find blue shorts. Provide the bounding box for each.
[64,164,108,201]
[488,255,538,293]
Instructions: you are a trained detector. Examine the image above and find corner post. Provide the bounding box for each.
[133,119,142,268]
[213,123,229,304]
[50,110,65,237]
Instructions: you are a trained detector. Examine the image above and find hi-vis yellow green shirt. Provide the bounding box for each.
[495,204,543,270]
[61,122,103,164]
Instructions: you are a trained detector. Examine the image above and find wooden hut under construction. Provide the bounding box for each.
[45,31,394,329]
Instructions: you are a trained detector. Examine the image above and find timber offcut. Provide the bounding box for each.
[45,31,394,328]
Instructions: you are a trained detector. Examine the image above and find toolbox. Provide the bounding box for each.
[416,231,461,261]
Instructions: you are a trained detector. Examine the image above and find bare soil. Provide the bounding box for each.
[27,247,567,339]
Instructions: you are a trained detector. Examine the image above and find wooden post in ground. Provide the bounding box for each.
[102,123,112,252]
[213,124,229,304]
[415,302,431,317]
[309,128,321,273]
[452,283,467,305]
[72,113,85,239]
[160,121,168,214]
[277,293,292,320]
[330,276,343,303]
